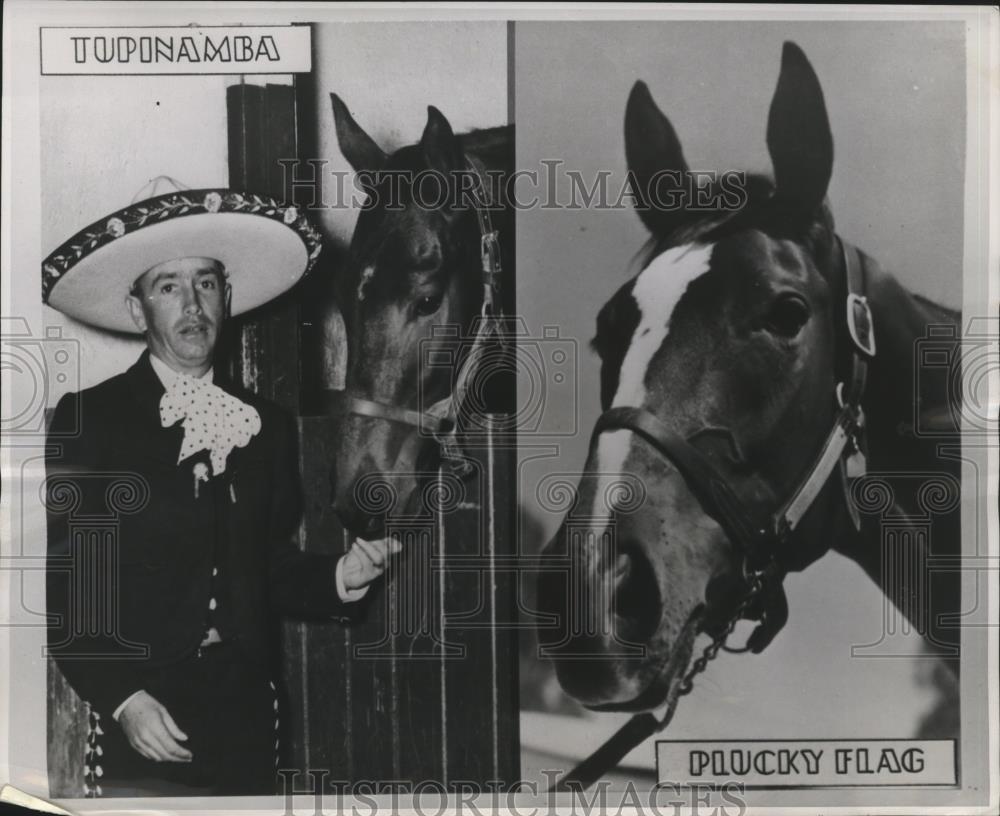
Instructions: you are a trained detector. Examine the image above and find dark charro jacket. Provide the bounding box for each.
[45,351,352,716]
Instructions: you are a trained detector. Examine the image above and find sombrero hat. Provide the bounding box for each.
[42,177,323,333]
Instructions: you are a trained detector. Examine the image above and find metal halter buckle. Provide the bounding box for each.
[846,293,876,358]
[836,381,866,427]
[835,381,851,411]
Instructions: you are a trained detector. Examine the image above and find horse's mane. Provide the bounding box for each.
[458,125,514,172]
[912,292,960,323]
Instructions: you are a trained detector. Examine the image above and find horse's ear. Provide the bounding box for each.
[331,93,387,173]
[420,106,463,174]
[766,42,833,216]
[625,80,691,235]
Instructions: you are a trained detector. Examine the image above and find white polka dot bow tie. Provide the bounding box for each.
[158,374,262,476]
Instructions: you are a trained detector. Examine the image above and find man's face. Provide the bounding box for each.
[126,257,229,376]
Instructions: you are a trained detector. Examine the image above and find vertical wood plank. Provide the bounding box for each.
[348,507,446,783]
[488,439,521,780]
[443,440,520,784]
[225,82,301,411]
[443,454,495,783]
[293,417,353,780]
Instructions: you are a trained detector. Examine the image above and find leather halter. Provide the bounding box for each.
[343,159,505,476]
[591,237,874,650]
[551,239,876,794]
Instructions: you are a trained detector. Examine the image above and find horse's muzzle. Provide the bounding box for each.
[536,532,662,705]
[333,486,389,539]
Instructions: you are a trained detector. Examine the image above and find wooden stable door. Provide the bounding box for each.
[229,78,520,787]
[286,425,519,785]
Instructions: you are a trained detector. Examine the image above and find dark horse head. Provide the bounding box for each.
[329,95,513,537]
[538,43,872,710]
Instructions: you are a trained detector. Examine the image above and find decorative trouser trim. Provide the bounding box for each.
[271,680,279,768]
[83,705,104,798]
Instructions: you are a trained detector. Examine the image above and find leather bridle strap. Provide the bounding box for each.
[346,396,452,437]
[773,396,861,535]
[467,156,502,312]
[597,240,873,560]
[773,240,873,536]
[593,408,772,563]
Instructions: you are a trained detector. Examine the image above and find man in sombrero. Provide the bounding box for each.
[43,180,397,797]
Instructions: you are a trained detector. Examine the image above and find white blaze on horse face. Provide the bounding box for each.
[592,243,715,520]
[614,242,714,408]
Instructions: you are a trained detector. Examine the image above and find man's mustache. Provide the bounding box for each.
[176,318,214,333]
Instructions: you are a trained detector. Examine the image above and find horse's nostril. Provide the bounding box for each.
[362,514,385,538]
[333,488,387,539]
[612,542,661,644]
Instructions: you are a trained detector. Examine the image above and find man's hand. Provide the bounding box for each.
[118,690,193,763]
[340,537,402,591]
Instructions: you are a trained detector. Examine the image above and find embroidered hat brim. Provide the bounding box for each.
[42,189,322,334]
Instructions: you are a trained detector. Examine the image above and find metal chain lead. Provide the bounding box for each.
[656,564,772,727]
[550,560,782,792]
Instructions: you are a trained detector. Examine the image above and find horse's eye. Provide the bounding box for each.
[764,293,810,337]
[415,294,444,317]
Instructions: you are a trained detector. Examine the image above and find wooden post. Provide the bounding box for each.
[225,80,302,409]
